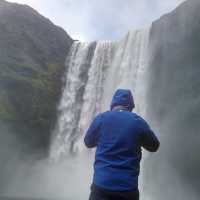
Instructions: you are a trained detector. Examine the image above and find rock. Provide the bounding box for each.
[144,0,200,199]
[0,0,73,153]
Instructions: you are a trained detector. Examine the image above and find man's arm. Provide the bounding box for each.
[139,119,160,152]
[84,114,103,148]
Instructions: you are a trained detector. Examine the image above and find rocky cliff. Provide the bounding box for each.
[144,0,200,199]
[0,0,73,153]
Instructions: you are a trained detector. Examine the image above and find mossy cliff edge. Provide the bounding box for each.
[0,0,73,153]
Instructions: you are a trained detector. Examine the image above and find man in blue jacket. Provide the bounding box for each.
[84,89,160,200]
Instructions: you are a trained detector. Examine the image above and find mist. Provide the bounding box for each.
[0,129,94,199]
[3,155,93,199]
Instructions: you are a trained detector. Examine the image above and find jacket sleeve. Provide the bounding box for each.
[84,114,103,148]
[139,119,160,152]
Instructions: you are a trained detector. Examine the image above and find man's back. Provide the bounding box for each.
[85,109,159,191]
[84,89,160,199]
[94,110,143,191]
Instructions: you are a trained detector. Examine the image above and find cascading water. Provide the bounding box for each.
[50,42,96,159]
[102,29,150,116]
[50,27,150,161]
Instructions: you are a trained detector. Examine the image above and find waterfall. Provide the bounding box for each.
[50,27,150,160]
[102,29,150,115]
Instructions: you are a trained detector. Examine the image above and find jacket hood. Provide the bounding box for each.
[110,89,135,111]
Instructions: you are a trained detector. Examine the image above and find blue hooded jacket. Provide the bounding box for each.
[84,89,160,191]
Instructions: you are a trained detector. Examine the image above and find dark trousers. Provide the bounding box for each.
[89,184,139,200]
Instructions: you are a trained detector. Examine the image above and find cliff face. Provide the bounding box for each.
[145,0,200,199]
[0,0,73,152]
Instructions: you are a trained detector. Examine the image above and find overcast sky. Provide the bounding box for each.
[7,0,185,41]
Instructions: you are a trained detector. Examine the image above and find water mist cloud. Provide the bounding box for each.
[2,152,94,199]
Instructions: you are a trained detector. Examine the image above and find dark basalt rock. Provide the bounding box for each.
[145,0,200,199]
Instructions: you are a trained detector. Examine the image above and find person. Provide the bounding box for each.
[84,89,160,200]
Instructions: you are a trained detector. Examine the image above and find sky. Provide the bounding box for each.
[7,0,185,41]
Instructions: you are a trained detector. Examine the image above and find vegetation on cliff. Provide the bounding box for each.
[0,0,73,152]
